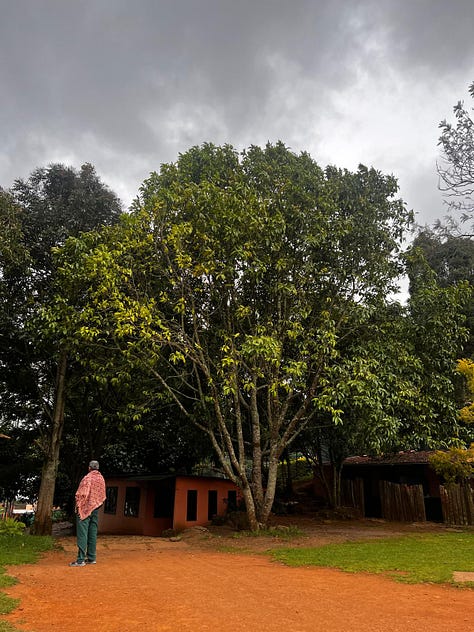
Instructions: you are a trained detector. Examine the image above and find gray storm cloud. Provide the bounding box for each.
[1,0,473,221]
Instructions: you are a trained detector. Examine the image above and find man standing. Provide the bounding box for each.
[69,460,106,567]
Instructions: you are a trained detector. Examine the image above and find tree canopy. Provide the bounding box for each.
[50,142,418,529]
[0,163,122,533]
[1,144,472,529]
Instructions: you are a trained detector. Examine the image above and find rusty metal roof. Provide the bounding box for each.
[343,450,435,466]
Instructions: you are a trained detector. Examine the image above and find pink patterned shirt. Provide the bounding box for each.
[75,469,106,520]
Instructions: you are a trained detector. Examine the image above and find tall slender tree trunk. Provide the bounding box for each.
[31,350,68,536]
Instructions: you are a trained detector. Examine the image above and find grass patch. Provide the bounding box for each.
[233,525,303,540]
[0,534,54,621]
[271,532,474,586]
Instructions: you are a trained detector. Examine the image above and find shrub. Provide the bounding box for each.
[429,447,474,486]
[51,509,67,523]
[0,519,25,536]
[16,513,35,527]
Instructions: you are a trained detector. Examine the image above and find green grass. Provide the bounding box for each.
[271,532,474,586]
[0,534,54,624]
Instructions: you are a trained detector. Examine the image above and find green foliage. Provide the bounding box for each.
[413,230,474,288]
[296,274,471,508]
[0,162,123,534]
[412,229,474,356]
[456,358,474,425]
[51,509,67,523]
[429,448,474,485]
[272,533,474,586]
[404,247,472,447]
[0,520,24,536]
[0,189,29,272]
[50,142,414,529]
[15,513,34,528]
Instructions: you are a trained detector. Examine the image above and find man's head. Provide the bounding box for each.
[88,460,100,471]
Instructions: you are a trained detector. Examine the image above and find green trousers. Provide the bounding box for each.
[75,508,99,563]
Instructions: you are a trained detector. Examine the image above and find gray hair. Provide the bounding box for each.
[89,460,100,470]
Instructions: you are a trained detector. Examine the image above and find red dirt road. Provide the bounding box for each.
[4,525,474,632]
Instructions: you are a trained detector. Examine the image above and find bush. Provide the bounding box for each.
[0,519,25,536]
[16,512,35,527]
[429,447,474,485]
[51,509,67,523]
[210,514,227,526]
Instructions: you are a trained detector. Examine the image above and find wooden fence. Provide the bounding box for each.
[379,481,426,522]
[341,478,365,515]
[440,483,474,525]
[339,478,474,525]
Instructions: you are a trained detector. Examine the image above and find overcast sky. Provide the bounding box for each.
[1,0,474,229]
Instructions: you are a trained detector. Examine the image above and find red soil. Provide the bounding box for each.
[4,520,474,632]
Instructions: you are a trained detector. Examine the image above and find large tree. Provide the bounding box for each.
[51,142,412,530]
[0,164,122,534]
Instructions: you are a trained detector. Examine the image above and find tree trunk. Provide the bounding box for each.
[258,454,280,527]
[241,484,259,531]
[31,350,68,536]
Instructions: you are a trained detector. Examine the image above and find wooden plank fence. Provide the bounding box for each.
[440,484,474,525]
[379,481,426,522]
[341,478,364,516]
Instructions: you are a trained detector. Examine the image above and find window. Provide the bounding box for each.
[208,490,218,520]
[104,486,118,515]
[186,489,198,521]
[124,487,141,517]
[154,481,175,519]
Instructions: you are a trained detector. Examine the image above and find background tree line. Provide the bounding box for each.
[1,83,474,532]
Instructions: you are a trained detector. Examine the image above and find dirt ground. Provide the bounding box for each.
[4,517,474,632]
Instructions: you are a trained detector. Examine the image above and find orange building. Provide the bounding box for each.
[99,474,241,536]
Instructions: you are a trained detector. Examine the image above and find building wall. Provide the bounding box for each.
[172,476,240,532]
[99,479,150,535]
[98,475,240,536]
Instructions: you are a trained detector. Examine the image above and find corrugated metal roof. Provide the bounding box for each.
[344,450,435,466]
